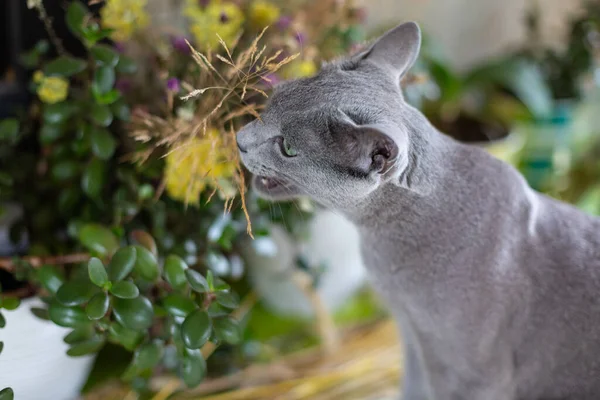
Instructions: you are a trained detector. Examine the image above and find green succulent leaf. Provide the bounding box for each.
[39,122,63,144]
[109,281,139,299]
[43,102,78,124]
[133,245,159,282]
[88,257,109,287]
[112,296,154,331]
[0,312,5,328]
[82,158,106,198]
[90,44,119,67]
[30,307,50,321]
[207,302,229,318]
[64,325,95,344]
[48,301,89,327]
[90,127,116,160]
[1,297,20,311]
[56,281,98,306]
[128,340,164,374]
[180,349,207,388]
[130,230,157,256]
[90,105,113,127]
[0,119,19,144]
[78,223,119,257]
[213,317,242,345]
[67,334,105,356]
[51,160,79,181]
[185,269,209,293]
[108,323,143,351]
[164,255,188,291]
[111,99,131,121]
[86,292,110,320]
[35,265,65,294]
[44,56,87,77]
[0,388,14,400]
[0,341,3,355]
[162,293,197,318]
[181,309,211,349]
[93,66,116,96]
[116,56,137,74]
[108,246,137,281]
[66,1,88,37]
[214,291,239,310]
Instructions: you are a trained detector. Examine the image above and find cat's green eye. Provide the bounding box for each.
[281,137,297,157]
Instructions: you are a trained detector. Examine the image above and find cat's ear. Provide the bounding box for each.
[330,111,399,178]
[356,21,421,81]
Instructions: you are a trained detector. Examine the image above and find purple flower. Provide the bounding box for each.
[115,78,132,94]
[277,15,292,30]
[262,73,281,88]
[167,77,180,92]
[295,32,306,46]
[171,36,190,54]
[114,42,126,53]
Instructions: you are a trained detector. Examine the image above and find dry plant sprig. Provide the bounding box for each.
[130,28,299,237]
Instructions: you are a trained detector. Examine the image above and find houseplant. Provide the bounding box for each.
[0,0,370,398]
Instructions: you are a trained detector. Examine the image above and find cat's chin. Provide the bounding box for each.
[252,175,301,200]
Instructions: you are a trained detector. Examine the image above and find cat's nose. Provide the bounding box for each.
[236,122,254,152]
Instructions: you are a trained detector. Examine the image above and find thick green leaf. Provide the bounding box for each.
[93,66,115,95]
[215,291,239,310]
[0,312,5,328]
[30,307,50,321]
[116,56,137,74]
[88,257,109,287]
[44,56,87,77]
[90,127,116,160]
[64,325,95,344]
[56,281,98,306]
[164,255,188,290]
[94,89,121,105]
[0,388,14,400]
[1,297,20,311]
[86,292,109,320]
[108,323,143,351]
[66,1,88,36]
[67,335,105,356]
[111,100,131,121]
[109,281,139,299]
[36,265,64,294]
[58,187,80,213]
[91,44,119,67]
[181,309,211,349]
[48,301,88,327]
[185,269,209,293]
[43,102,78,124]
[162,293,197,318]
[0,341,3,355]
[51,160,79,181]
[129,341,164,372]
[78,224,118,257]
[180,349,207,388]
[108,246,137,281]
[133,245,159,282]
[213,317,242,345]
[112,296,154,331]
[0,119,19,143]
[81,158,105,198]
[40,122,64,144]
[130,230,157,256]
[90,105,113,127]
[207,302,229,318]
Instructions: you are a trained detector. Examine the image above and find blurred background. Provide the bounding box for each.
[0,1,599,399]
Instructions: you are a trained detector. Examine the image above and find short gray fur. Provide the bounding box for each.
[237,22,600,400]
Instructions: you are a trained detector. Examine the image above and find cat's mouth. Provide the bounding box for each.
[252,175,299,199]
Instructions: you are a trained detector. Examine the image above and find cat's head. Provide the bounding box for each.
[237,22,422,210]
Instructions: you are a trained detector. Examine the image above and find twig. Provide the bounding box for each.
[32,1,67,56]
[0,253,90,272]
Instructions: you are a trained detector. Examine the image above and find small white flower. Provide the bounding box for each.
[27,0,43,9]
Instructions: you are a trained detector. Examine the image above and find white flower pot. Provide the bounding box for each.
[0,297,95,400]
[240,209,366,318]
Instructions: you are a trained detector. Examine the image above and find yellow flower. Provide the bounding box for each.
[100,0,149,42]
[184,0,244,51]
[282,60,318,79]
[164,129,236,204]
[36,75,69,104]
[249,1,280,30]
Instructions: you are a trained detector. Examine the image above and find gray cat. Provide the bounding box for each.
[236,22,600,400]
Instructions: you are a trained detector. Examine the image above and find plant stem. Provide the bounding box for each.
[34,1,67,56]
[0,253,90,272]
